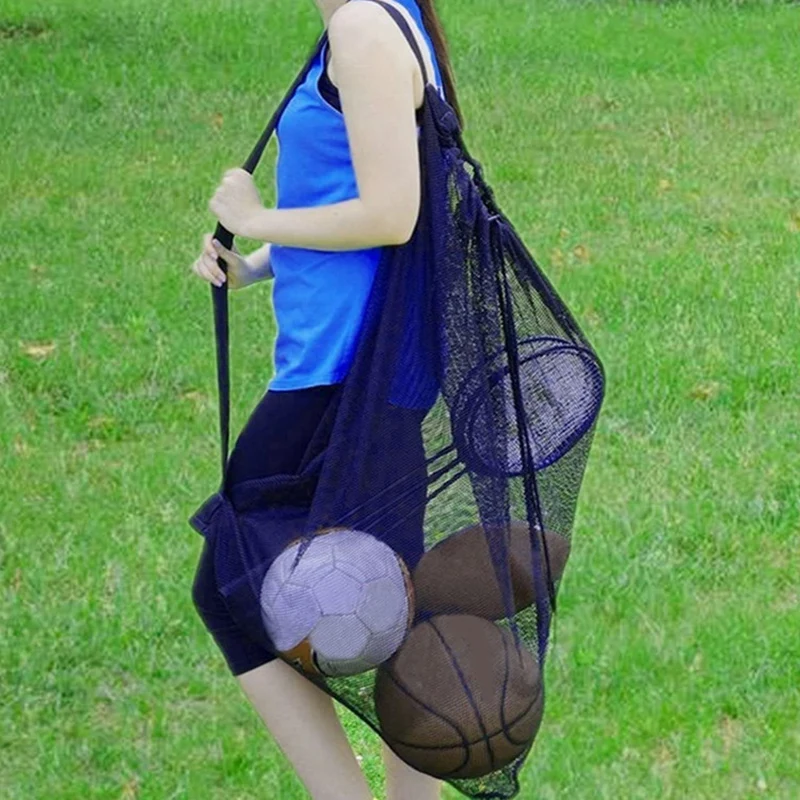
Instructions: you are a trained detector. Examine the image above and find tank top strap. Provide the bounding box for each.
[359,0,432,86]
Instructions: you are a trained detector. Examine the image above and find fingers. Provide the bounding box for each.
[192,234,226,287]
[210,237,237,263]
[193,253,226,287]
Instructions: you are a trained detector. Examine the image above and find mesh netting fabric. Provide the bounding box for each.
[189,6,605,797]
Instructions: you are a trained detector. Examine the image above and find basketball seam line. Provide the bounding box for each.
[385,686,542,751]
[429,617,494,770]
[381,667,469,746]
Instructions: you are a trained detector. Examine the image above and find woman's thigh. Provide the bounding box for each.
[225,384,342,487]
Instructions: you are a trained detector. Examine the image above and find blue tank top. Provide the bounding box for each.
[268,0,445,392]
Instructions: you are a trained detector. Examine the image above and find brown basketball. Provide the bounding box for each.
[412,521,570,620]
[374,614,544,779]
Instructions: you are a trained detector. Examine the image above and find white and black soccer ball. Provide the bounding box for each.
[260,528,414,677]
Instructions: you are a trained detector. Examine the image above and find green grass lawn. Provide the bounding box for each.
[1,0,798,797]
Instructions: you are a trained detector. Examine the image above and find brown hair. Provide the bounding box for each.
[417,0,464,129]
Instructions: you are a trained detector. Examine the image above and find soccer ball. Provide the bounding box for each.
[260,528,415,677]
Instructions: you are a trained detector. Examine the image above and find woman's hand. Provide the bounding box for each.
[192,234,266,291]
[209,168,266,239]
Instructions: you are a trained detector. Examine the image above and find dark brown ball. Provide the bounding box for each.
[375,614,544,779]
[413,521,570,620]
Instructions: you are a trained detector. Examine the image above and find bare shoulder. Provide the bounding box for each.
[329,0,393,34]
[328,0,431,101]
[330,0,434,73]
[329,0,409,54]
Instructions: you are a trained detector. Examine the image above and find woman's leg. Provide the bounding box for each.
[237,660,373,800]
[193,538,374,799]
[194,384,374,797]
[382,741,442,800]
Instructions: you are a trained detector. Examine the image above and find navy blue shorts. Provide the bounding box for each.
[191,384,342,676]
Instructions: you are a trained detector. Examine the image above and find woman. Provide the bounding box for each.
[190,1,463,798]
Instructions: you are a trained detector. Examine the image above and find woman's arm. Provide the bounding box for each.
[244,242,273,279]
[210,2,422,251]
[244,197,412,251]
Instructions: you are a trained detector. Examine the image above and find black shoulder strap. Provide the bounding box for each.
[364,0,432,86]
[242,34,328,178]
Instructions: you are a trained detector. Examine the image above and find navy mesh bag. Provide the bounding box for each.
[189,4,605,797]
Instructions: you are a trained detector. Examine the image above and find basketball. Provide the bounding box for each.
[412,521,570,620]
[375,614,544,779]
[260,528,414,677]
